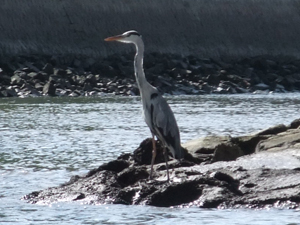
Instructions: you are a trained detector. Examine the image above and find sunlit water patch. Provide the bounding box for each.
[0,93,300,224]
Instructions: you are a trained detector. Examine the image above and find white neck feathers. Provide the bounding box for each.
[133,38,147,90]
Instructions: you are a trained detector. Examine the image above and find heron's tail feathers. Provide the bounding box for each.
[174,145,185,160]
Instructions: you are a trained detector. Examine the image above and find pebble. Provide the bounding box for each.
[1,54,300,98]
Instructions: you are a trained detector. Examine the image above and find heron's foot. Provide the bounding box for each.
[166,172,170,182]
[149,168,154,180]
[149,174,154,180]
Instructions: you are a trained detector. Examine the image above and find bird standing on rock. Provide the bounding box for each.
[105,30,183,181]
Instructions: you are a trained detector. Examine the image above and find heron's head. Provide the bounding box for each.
[104,30,141,44]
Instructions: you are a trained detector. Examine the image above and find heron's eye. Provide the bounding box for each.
[128,31,140,37]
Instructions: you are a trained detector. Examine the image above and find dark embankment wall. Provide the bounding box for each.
[1,0,300,59]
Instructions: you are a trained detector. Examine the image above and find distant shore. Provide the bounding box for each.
[1,1,300,98]
[0,54,300,98]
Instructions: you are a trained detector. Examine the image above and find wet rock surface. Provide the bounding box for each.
[23,119,300,209]
[1,54,300,98]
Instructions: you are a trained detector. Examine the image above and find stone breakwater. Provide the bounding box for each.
[1,54,300,98]
[23,118,300,208]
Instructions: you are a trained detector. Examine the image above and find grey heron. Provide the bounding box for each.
[105,30,183,181]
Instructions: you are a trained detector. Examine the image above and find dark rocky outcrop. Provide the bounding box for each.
[23,118,300,209]
[1,54,300,98]
[1,1,300,98]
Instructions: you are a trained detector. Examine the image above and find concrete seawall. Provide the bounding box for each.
[1,0,300,59]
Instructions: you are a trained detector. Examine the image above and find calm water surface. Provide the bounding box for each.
[1,93,300,224]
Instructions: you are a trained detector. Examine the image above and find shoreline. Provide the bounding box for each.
[23,118,300,208]
[1,54,300,98]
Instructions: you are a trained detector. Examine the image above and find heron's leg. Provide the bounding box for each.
[163,147,170,182]
[150,133,156,179]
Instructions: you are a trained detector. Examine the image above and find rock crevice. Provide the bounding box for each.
[23,119,300,209]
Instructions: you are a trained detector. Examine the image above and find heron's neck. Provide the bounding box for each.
[134,39,149,91]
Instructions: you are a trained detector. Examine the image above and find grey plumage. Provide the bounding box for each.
[105,30,183,181]
[147,92,182,159]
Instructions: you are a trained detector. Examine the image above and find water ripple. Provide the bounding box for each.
[0,94,300,224]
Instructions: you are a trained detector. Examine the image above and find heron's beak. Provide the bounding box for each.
[104,34,124,42]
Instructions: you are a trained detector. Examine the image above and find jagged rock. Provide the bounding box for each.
[213,142,244,162]
[0,74,11,85]
[85,74,97,84]
[43,80,56,96]
[255,124,288,135]
[23,119,300,209]
[133,138,166,165]
[206,74,220,86]
[11,74,24,85]
[183,136,231,154]
[182,136,234,163]
[27,72,39,79]
[42,63,54,75]
[54,68,67,76]
[2,54,300,98]
[231,135,266,155]
[255,128,300,152]
[83,82,93,91]
[24,62,40,72]
[146,179,203,207]
[4,87,18,97]
[289,118,300,129]
[254,83,269,90]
